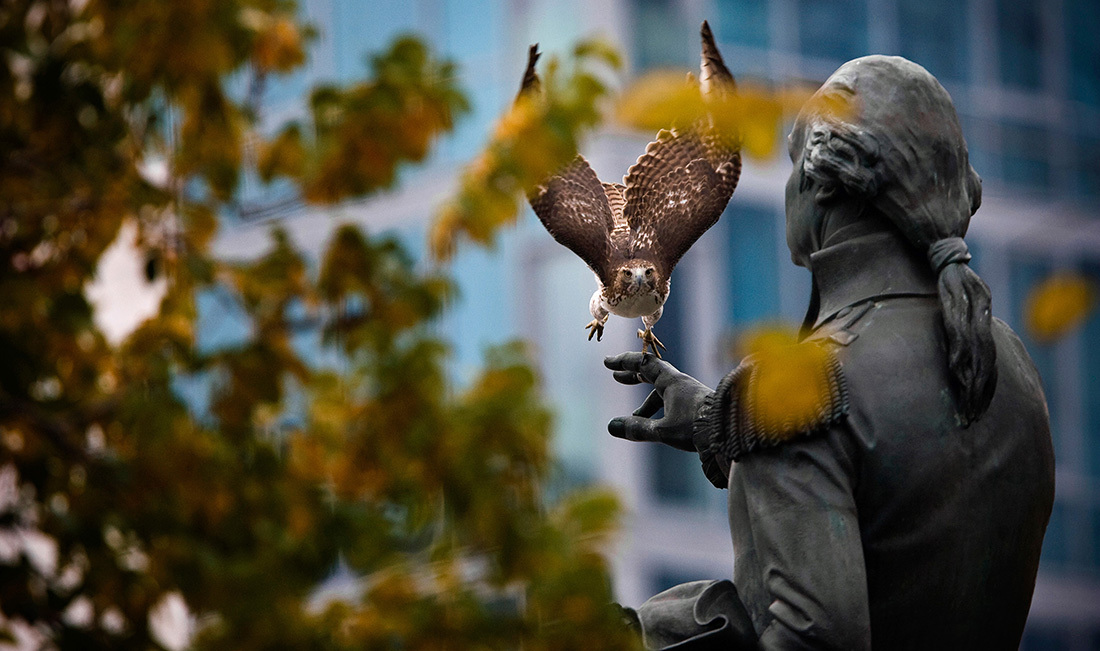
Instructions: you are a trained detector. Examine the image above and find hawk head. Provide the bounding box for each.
[610,259,661,298]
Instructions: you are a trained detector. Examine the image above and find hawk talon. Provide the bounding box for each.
[585,320,605,342]
[637,328,666,358]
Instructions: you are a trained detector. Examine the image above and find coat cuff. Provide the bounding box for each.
[693,365,748,489]
[692,346,850,490]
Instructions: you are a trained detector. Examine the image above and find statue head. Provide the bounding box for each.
[786,55,997,425]
[785,55,982,265]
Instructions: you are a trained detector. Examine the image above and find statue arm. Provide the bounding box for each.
[631,428,869,651]
[731,427,870,650]
[611,352,869,649]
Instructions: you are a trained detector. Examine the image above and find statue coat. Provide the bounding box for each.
[635,226,1055,650]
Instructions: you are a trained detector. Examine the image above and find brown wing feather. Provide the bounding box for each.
[622,129,709,212]
[516,44,541,100]
[622,23,741,206]
[620,21,743,274]
[700,21,735,97]
[602,182,630,251]
[529,156,615,285]
[517,45,615,285]
[628,159,727,277]
[699,21,742,198]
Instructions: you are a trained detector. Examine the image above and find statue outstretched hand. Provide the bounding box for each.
[604,352,713,452]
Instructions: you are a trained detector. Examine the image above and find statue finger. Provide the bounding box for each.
[604,352,672,383]
[612,370,646,385]
[633,389,664,417]
[607,416,661,443]
[604,352,646,372]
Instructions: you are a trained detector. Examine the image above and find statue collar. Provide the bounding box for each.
[809,225,938,330]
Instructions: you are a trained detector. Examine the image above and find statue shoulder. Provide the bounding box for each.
[804,299,881,348]
[694,338,850,488]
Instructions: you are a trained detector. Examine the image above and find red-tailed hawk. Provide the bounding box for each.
[521,22,741,357]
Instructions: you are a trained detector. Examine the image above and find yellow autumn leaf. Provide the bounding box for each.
[430,205,462,260]
[432,79,591,259]
[617,72,781,156]
[617,74,856,161]
[1025,273,1096,342]
[252,15,306,73]
[738,326,798,358]
[739,326,834,438]
[573,37,624,70]
[725,85,783,159]
[616,70,707,132]
[256,125,305,181]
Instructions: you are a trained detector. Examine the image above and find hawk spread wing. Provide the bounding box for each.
[520,20,741,284]
[622,20,741,274]
[528,156,616,286]
[519,45,617,285]
[623,127,740,275]
[627,158,731,277]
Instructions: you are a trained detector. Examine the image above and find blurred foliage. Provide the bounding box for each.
[258,37,469,202]
[432,40,619,260]
[736,326,834,438]
[0,1,635,648]
[1025,273,1097,343]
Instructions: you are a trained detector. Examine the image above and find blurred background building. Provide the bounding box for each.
[206,0,1100,647]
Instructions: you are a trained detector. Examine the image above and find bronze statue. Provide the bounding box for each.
[606,55,1056,649]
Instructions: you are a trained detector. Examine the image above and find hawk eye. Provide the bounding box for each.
[645,268,653,277]
[623,269,632,277]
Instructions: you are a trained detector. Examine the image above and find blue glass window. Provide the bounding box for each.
[995,0,1042,90]
[650,565,707,596]
[959,115,999,185]
[652,444,710,506]
[896,0,968,82]
[964,240,984,277]
[796,0,868,63]
[715,0,769,50]
[725,203,781,326]
[657,257,690,370]
[1066,0,1100,107]
[1082,261,1100,481]
[195,287,251,354]
[649,280,713,507]
[1077,134,1100,199]
[1008,257,1060,452]
[331,0,417,81]
[1001,121,1050,191]
[443,0,500,61]
[261,71,309,111]
[443,83,500,164]
[535,254,609,488]
[634,0,690,70]
[1020,623,1072,651]
[1039,500,1069,571]
[1091,503,1100,576]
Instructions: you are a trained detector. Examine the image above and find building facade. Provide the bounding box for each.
[211,0,1100,647]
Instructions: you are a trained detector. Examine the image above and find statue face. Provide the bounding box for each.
[784,120,823,270]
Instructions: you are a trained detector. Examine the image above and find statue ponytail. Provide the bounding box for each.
[928,238,997,425]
